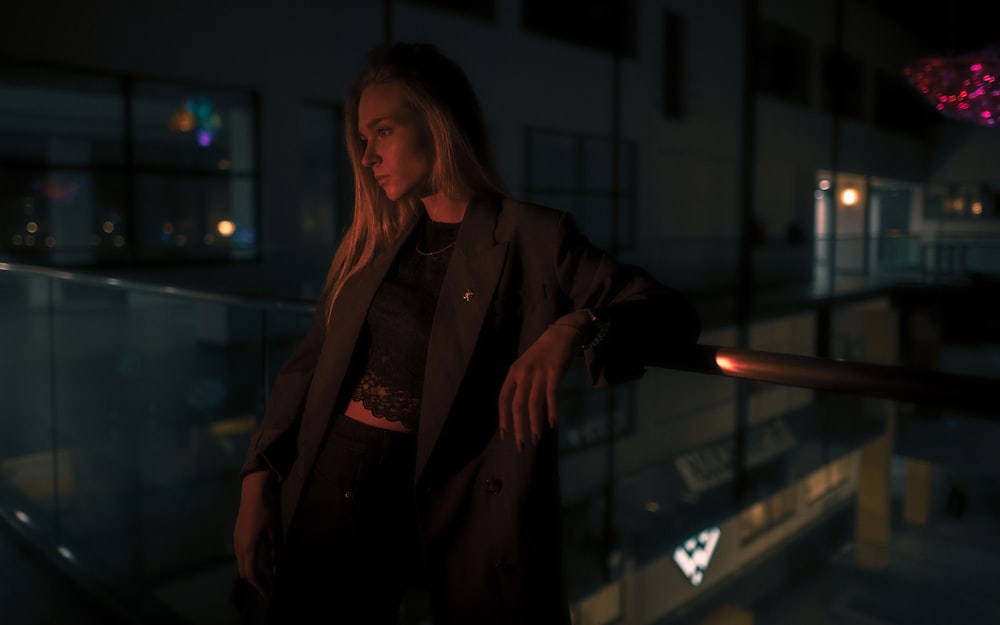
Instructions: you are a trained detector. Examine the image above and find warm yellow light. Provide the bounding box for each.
[818,179,831,191]
[217,220,235,237]
[102,221,114,234]
[972,202,983,215]
[25,221,38,234]
[715,354,736,372]
[841,188,859,206]
[162,223,174,234]
[645,501,661,513]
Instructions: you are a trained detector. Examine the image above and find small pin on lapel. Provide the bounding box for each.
[463,288,474,302]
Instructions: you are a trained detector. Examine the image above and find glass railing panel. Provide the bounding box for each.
[562,378,901,625]
[42,286,262,596]
[0,272,58,542]
[3,265,996,625]
[0,269,318,622]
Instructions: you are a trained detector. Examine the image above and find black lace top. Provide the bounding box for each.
[350,216,460,430]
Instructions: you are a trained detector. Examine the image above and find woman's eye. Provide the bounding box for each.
[377,127,392,137]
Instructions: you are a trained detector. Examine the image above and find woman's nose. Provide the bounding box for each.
[363,141,379,167]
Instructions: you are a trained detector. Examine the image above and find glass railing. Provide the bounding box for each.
[1,260,997,625]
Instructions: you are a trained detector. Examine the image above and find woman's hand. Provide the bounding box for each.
[233,470,277,597]
[498,311,590,450]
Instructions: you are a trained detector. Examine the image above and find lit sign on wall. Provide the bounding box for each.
[674,417,796,494]
[673,526,721,587]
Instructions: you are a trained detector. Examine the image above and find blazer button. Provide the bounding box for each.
[485,478,503,494]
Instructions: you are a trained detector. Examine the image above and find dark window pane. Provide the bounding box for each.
[524,128,636,252]
[134,174,257,261]
[582,138,614,192]
[821,49,865,119]
[1,167,127,265]
[0,65,124,166]
[299,104,341,250]
[526,131,578,190]
[756,20,811,106]
[132,82,256,174]
[522,0,637,58]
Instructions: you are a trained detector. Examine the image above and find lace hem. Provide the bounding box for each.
[351,369,419,430]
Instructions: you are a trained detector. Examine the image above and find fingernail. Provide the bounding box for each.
[532,432,540,446]
[499,427,506,441]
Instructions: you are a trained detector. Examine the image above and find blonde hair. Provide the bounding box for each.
[321,43,507,321]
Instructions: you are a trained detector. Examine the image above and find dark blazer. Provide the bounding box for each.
[242,195,700,625]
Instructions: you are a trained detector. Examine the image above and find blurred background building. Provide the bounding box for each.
[1,1,999,624]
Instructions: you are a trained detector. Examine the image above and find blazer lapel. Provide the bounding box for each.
[416,197,508,484]
[296,222,418,475]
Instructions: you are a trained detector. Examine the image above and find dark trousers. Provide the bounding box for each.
[265,415,424,625]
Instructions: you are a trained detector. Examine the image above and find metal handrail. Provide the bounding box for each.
[3,260,997,419]
[0,260,316,313]
[651,344,999,420]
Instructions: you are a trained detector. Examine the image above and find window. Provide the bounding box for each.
[821,49,864,119]
[524,127,636,252]
[756,20,811,106]
[0,66,126,264]
[522,0,637,58]
[525,128,640,451]
[132,81,257,262]
[0,62,258,266]
[739,484,796,542]
[662,11,685,119]
[924,183,998,220]
[804,455,851,503]
[299,103,352,251]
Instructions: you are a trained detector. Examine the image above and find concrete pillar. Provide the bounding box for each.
[900,310,940,527]
[854,309,898,570]
[903,459,933,526]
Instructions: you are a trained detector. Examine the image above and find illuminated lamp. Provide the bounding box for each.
[840,188,859,206]
[217,220,236,237]
[904,45,1000,126]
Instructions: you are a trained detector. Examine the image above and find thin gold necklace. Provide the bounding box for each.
[415,240,457,256]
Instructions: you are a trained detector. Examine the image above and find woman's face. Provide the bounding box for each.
[357,82,433,201]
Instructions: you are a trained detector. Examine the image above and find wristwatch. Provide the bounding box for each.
[580,308,610,349]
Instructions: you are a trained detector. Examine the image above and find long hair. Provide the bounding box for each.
[321,42,507,320]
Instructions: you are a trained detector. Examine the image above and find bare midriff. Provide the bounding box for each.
[343,399,414,433]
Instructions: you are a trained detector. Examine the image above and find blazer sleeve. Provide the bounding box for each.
[240,305,327,479]
[552,211,700,385]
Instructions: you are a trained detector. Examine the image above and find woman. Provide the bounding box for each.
[234,42,700,625]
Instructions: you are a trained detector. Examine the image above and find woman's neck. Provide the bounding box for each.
[421,192,468,223]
